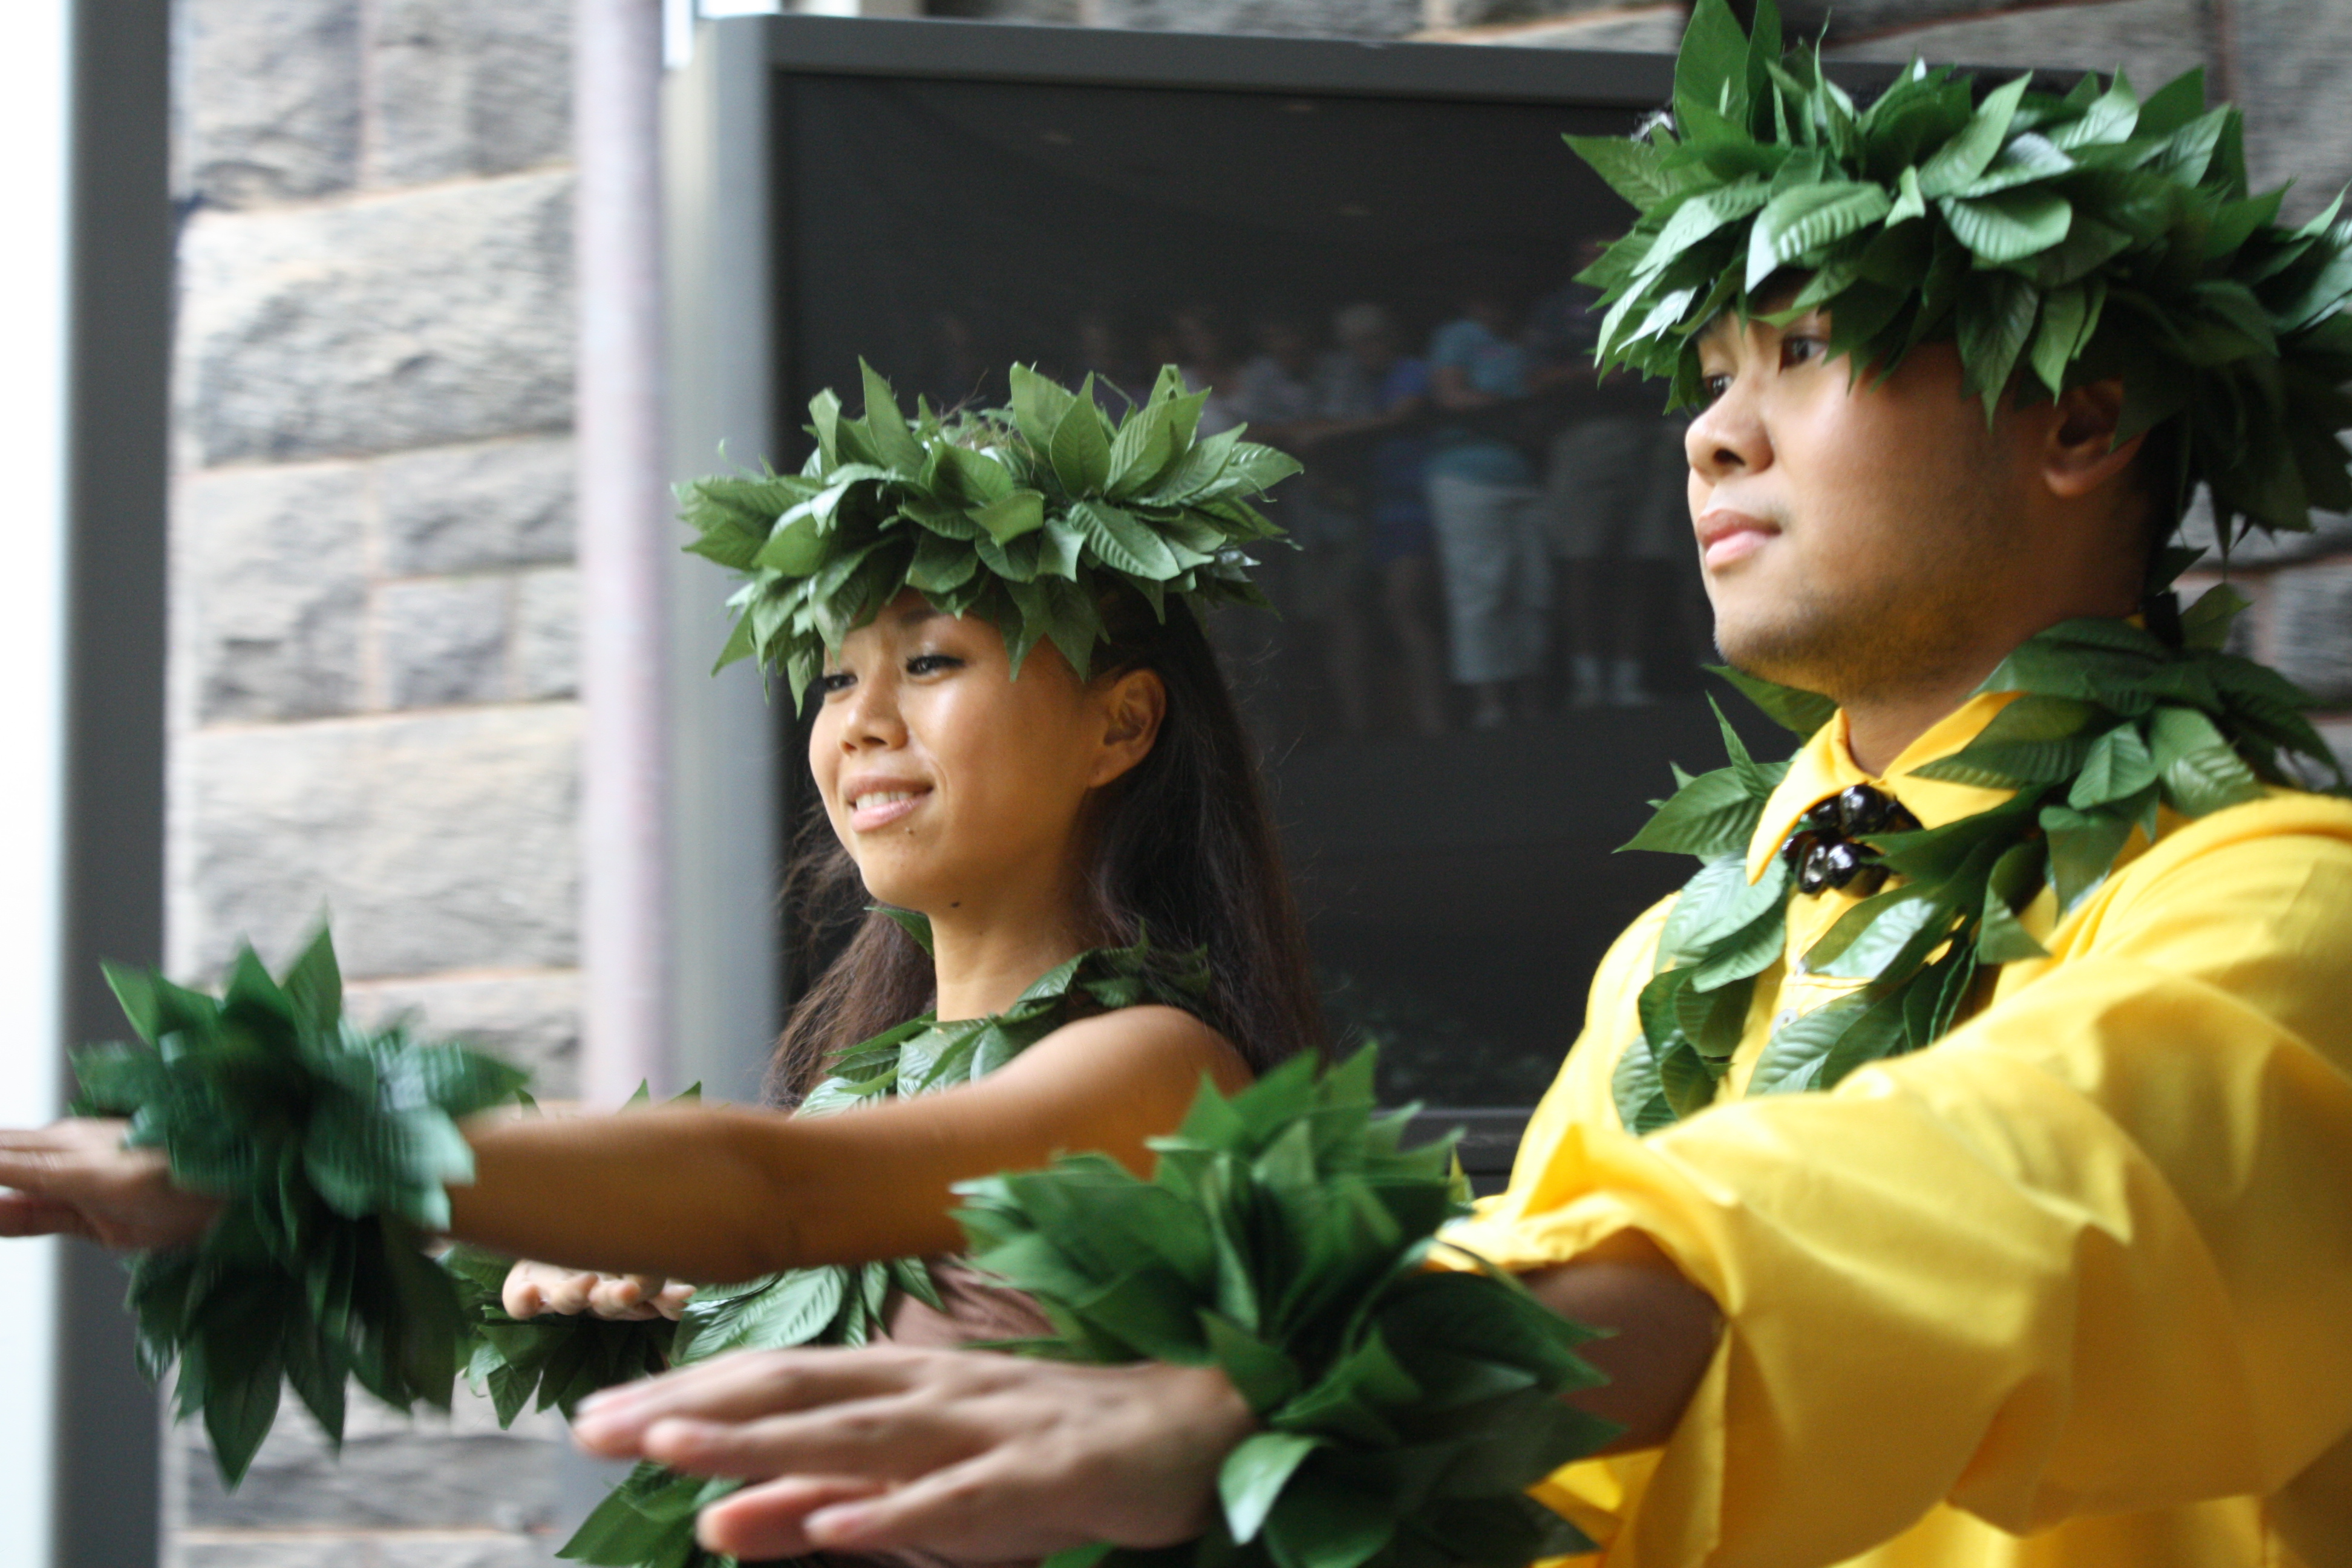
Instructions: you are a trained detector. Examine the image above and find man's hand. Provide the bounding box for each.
[0,1119,222,1250]
[570,1345,1256,1563]
[503,1259,695,1322]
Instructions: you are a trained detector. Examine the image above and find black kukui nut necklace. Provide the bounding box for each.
[1782,783,1922,897]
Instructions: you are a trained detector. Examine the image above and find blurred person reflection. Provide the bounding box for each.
[1426,271,1550,730]
[1529,261,1686,708]
[1314,302,1447,737]
[1172,302,1245,435]
[1233,309,1358,737]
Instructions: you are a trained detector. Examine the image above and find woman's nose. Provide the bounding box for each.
[837,677,906,751]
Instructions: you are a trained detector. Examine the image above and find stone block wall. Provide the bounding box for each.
[168,0,581,1560]
[162,0,2351,1563]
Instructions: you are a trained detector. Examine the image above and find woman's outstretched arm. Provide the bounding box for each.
[0,1004,1248,1283]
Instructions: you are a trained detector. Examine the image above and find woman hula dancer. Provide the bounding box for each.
[0,363,1327,1560]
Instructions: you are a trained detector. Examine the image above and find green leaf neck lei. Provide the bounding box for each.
[554,924,1213,1568]
[1614,591,2344,1134]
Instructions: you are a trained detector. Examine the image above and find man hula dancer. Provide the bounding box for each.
[569,5,2352,1566]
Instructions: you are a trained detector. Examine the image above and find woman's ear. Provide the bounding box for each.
[2042,378,2143,499]
[1088,668,1168,789]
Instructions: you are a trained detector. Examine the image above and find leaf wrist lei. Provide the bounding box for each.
[1613,587,2346,1132]
[682,361,1299,704]
[539,923,1217,1568]
[959,1048,1615,1568]
[70,929,529,1486]
[1576,0,2352,541]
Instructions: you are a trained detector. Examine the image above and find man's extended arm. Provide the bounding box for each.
[568,1238,1720,1563]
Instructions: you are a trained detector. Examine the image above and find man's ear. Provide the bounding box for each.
[1088,668,1168,789]
[2042,378,2143,498]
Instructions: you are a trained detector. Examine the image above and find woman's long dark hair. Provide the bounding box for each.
[765,590,1323,1104]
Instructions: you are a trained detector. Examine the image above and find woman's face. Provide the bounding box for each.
[808,590,1158,921]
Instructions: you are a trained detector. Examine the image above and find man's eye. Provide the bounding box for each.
[906,653,962,676]
[1783,335,1828,367]
[1699,372,1734,405]
[818,670,854,695]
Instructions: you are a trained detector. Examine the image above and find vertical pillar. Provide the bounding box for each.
[52,0,172,1557]
[578,0,677,1105]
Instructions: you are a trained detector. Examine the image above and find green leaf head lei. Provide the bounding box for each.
[1570,0,2352,544]
[680,362,1301,707]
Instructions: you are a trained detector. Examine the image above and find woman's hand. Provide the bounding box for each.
[569,1344,1255,1563]
[503,1259,695,1322]
[0,1119,223,1250]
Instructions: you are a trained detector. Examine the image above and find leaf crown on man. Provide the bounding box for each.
[1570,0,2352,549]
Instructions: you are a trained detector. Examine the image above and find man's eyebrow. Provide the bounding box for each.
[895,603,947,628]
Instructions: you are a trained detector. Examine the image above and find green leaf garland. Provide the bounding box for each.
[547,926,1215,1568]
[1572,0,2352,542]
[1614,590,2346,1132]
[71,928,530,1486]
[684,364,1298,708]
[958,1047,1615,1568]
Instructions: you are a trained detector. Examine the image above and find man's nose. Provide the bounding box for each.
[1686,375,1769,483]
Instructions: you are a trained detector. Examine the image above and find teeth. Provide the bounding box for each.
[853,791,917,810]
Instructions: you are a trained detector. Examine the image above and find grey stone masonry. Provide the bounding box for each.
[1821,0,2217,96]
[177,172,575,468]
[378,577,515,708]
[373,0,575,187]
[1089,0,1423,36]
[2270,561,2352,710]
[183,461,368,724]
[183,1396,568,1535]
[177,0,362,208]
[344,969,584,1097]
[380,436,577,577]
[183,704,581,983]
[2234,0,2352,220]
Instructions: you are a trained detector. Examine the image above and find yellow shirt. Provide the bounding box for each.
[1443,692,2352,1568]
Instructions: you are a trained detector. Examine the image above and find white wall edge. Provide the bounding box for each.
[0,2,75,1561]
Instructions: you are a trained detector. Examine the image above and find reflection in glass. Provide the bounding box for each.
[778,74,1777,1107]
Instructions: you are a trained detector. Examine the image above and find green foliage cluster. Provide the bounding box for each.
[682,362,1298,705]
[1572,0,2352,538]
[959,1049,1615,1568]
[70,929,528,1485]
[1614,584,2345,1130]
[548,925,1214,1568]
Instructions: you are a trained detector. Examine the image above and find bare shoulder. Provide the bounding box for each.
[1013,1004,1254,1096]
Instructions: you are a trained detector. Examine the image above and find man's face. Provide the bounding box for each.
[1685,307,2037,702]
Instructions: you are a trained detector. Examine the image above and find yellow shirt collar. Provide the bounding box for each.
[1743,690,2024,883]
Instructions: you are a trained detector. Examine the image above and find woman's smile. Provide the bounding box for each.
[842,777,933,832]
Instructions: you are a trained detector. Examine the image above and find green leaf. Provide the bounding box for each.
[1566,133,1675,209]
[2151,705,2265,815]
[1711,664,1838,736]
[1221,1431,1324,1543]
[1621,766,1767,858]
[1917,74,2030,198]
[2068,723,2158,807]
[972,489,1046,544]
[1746,181,1893,289]
[1050,392,1115,496]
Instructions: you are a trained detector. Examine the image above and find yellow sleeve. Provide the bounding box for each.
[1454,798,2352,1568]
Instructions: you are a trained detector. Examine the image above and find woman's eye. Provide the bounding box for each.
[906,653,963,677]
[1699,371,1734,405]
[818,670,854,695]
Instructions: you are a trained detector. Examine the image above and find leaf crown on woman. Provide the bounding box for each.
[679,361,1325,1098]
